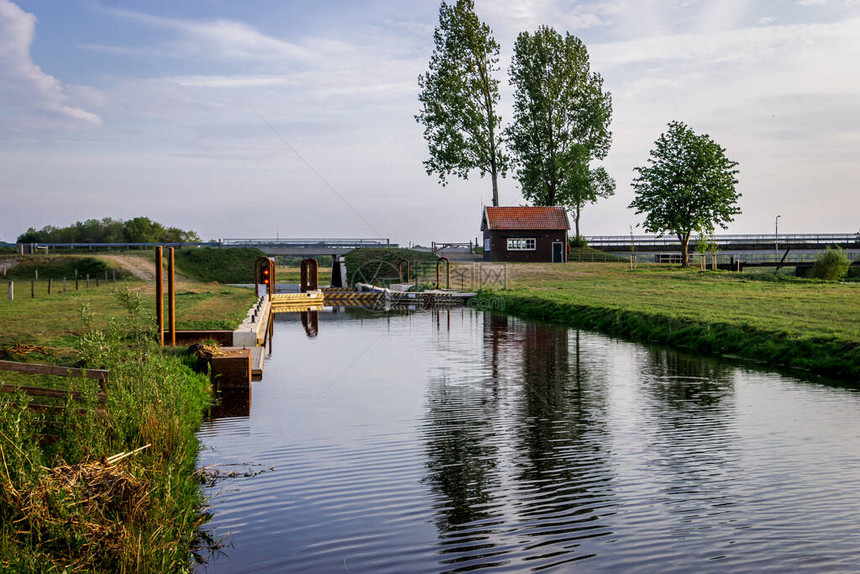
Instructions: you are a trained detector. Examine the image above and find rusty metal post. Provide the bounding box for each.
[156,246,164,346]
[399,259,410,284]
[436,257,450,290]
[309,259,317,291]
[300,259,308,293]
[300,258,317,292]
[269,258,276,296]
[254,257,260,296]
[168,247,176,346]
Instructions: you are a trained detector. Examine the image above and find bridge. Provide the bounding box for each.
[219,238,395,256]
[7,238,396,256]
[586,233,859,251]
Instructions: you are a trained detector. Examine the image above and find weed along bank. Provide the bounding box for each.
[481,206,569,263]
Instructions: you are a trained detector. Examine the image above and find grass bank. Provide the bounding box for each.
[344,248,439,287]
[0,279,255,356]
[471,262,860,380]
[0,289,213,571]
[172,247,265,283]
[0,269,257,570]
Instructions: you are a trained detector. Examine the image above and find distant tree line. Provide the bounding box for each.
[16,217,201,244]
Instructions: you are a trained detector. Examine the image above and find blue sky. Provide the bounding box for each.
[2,0,859,243]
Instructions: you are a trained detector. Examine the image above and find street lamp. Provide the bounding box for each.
[775,215,782,261]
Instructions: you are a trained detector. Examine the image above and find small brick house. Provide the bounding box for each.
[481,206,569,263]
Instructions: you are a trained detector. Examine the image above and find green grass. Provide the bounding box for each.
[0,289,214,572]
[172,247,266,283]
[276,267,333,284]
[344,247,439,287]
[0,257,259,569]
[0,280,255,355]
[471,261,860,379]
[2,255,128,282]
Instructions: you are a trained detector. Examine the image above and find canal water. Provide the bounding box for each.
[197,308,860,573]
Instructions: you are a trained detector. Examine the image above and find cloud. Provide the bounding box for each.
[102,6,313,63]
[0,0,101,134]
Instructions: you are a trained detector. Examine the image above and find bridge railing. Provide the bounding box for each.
[587,233,860,248]
[5,239,395,252]
[220,238,393,249]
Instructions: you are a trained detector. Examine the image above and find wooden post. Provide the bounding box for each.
[7,282,12,301]
[63,277,66,292]
[31,280,34,298]
[168,247,176,346]
[112,270,116,282]
[104,270,108,282]
[35,269,38,281]
[48,278,52,294]
[156,246,164,346]
[75,269,79,290]
[86,274,90,288]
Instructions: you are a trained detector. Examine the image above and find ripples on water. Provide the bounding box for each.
[196,308,860,573]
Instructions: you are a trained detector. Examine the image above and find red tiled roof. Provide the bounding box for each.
[483,206,570,230]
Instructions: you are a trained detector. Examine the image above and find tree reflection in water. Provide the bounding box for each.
[638,350,743,541]
[422,315,616,571]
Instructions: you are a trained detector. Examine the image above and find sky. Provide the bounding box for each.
[1,0,859,244]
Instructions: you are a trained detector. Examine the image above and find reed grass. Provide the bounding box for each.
[0,288,216,572]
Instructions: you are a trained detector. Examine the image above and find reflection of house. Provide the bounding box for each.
[481,206,569,262]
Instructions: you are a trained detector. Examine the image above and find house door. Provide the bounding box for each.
[552,242,564,263]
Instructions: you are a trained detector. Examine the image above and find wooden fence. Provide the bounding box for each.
[0,360,108,415]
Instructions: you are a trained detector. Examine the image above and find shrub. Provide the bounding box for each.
[569,236,589,248]
[809,247,851,281]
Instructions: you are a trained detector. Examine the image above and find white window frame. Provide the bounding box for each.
[506,238,536,251]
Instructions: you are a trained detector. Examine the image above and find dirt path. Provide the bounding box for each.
[99,254,156,281]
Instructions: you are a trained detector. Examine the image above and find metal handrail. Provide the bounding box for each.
[588,233,859,247]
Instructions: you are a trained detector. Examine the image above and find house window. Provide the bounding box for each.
[506,238,536,251]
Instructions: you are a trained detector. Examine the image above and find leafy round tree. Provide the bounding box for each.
[416,0,507,206]
[629,121,740,266]
[507,26,614,240]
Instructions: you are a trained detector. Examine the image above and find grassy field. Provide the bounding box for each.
[276,266,333,284]
[468,262,860,379]
[0,258,256,571]
[2,255,129,282]
[0,279,255,355]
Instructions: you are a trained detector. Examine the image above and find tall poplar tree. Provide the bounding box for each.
[416,0,507,206]
[507,26,614,240]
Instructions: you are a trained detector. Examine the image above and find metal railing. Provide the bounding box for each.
[5,239,394,252]
[587,233,859,248]
[431,241,476,253]
[221,238,392,249]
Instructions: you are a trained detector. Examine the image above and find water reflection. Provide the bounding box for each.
[422,317,616,571]
[207,388,251,420]
[513,324,614,564]
[637,350,743,559]
[199,308,860,573]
